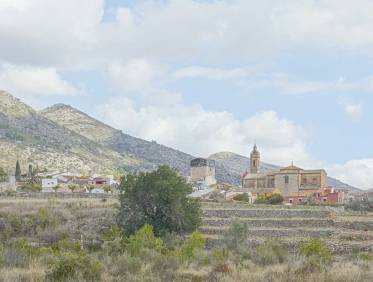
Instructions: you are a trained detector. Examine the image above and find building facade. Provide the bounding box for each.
[242,144,328,197]
[190,158,217,187]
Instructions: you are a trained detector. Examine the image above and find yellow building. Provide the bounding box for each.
[242,144,327,197]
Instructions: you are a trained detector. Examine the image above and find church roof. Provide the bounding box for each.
[280,165,303,171]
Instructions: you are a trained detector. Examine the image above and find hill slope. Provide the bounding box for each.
[0,91,140,173]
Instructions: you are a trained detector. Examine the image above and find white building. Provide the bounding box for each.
[41,178,58,192]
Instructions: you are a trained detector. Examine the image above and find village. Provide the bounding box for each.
[0,143,354,206]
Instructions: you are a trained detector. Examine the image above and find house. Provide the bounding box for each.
[284,187,348,205]
[41,178,58,192]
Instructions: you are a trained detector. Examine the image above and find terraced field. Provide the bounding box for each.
[200,203,373,254]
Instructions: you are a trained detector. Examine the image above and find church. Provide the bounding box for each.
[242,144,328,197]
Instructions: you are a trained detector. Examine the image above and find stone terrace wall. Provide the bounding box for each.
[202,208,331,219]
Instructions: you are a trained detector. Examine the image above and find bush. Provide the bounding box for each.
[124,224,164,256]
[255,193,284,205]
[345,197,373,212]
[117,166,202,236]
[223,220,248,253]
[19,183,42,192]
[47,251,103,281]
[178,231,206,263]
[232,193,250,202]
[253,240,287,266]
[300,239,332,271]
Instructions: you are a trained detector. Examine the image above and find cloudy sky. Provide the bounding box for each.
[1,0,373,189]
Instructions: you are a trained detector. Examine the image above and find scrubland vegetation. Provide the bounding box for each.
[1,167,373,281]
[1,211,373,282]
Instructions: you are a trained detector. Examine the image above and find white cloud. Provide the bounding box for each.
[2,0,373,67]
[107,59,164,93]
[0,0,104,66]
[173,66,252,80]
[329,159,373,189]
[101,95,309,165]
[0,64,81,97]
[345,103,363,119]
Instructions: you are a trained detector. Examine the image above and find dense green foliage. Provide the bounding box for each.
[300,239,333,271]
[117,166,202,236]
[255,193,284,204]
[15,160,21,181]
[232,193,250,202]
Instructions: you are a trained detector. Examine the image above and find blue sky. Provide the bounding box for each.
[0,0,373,188]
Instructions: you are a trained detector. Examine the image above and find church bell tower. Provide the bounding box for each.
[250,143,260,174]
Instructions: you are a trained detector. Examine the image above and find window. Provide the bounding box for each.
[303,178,307,183]
[312,177,317,184]
[284,175,289,184]
[253,160,256,167]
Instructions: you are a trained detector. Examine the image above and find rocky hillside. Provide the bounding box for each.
[0,91,140,174]
[42,104,195,175]
[0,91,358,191]
[209,152,360,192]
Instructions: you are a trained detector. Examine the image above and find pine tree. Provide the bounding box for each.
[15,160,21,181]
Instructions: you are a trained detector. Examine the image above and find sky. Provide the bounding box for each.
[0,0,373,189]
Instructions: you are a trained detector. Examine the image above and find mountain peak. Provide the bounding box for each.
[0,90,34,118]
[41,103,116,142]
[43,103,73,111]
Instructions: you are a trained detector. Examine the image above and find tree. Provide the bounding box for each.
[117,166,202,236]
[103,185,112,194]
[28,164,33,177]
[0,167,7,182]
[15,160,21,181]
[52,185,60,193]
[68,184,78,193]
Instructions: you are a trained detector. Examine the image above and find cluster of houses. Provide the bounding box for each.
[188,144,350,206]
[0,166,119,194]
[39,172,119,193]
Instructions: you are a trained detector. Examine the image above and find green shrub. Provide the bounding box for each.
[232,193,250,202]
[223,220,248,253]
[101,225,123,241]
[255,193,284,205]
[19,183,42,192]
[37,208,59,230]
[124,224,164,256]
[47,251,103,281]
[300,239,332,271]
[178,231,206,263]
[253,240,287,266]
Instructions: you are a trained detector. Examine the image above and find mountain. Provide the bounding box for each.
[0,91,358,192]
[41,103,195,175]
[209,152,361,192]
[0,91,140,174]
